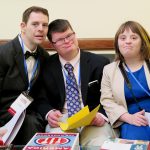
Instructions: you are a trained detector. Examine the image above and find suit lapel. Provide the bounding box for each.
[80,52,90,104]
[13,37,28,85]
[114,62,126,106]
[51,55,66,103]
[29,48,41,86]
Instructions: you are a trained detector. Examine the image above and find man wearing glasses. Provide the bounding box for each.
[36,19,117,147]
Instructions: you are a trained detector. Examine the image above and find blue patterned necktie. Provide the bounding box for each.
[64,63,81,117]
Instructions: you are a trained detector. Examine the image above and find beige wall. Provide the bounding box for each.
[0,0,149,39]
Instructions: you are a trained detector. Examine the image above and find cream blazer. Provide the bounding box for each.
[100,61,150,128]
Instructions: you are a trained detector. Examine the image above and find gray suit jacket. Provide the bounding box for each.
[0,36,49,126]
[100,61,150,128]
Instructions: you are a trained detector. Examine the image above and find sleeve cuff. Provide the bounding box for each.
[99,113,109,122]
[45,109,56,120]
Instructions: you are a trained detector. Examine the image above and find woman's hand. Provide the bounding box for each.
[119,110,148,126]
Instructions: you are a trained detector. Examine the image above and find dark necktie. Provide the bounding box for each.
[25,51,38,59]
[64,63,81,117]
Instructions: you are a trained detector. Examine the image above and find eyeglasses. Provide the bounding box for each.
[52,32,75,45]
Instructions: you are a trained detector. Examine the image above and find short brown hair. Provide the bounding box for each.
[47,19,73,42]
[22,6,49,23]
[114,21,150,61]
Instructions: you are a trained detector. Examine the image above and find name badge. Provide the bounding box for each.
[8,91,33,115]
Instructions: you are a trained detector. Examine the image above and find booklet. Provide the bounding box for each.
[59,104,100,131]
[0,111,25,145]
[23,133,79,150]
[101,138,150,150]
[0,92,33,145]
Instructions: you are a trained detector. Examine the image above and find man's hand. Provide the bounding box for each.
[0,128,7,145]
[47,110,62,128]
[0,128,7,138]
[91,112,106,126]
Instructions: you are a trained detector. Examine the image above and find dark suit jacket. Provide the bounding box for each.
[36,51,110,119]
[0,36,49,126]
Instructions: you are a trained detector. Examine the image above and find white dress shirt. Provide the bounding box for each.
[18,35,37,82]
[59,50,84,113]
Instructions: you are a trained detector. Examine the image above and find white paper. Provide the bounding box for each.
[0,92,33,144]
[1,111,26,144]
[5,111,25,145]
[101,142,132,150]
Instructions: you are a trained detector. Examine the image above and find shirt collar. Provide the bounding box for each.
[18,35,37,54]
[59,49,80,68]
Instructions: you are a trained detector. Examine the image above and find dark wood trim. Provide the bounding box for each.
[0,39,10,45]
[78,38,114,50]
[0,38,114,51]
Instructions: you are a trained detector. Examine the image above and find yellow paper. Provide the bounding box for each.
[59,104,100,131]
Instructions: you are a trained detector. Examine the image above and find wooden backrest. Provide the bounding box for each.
[0,38,115,61]
[0,38,114,51]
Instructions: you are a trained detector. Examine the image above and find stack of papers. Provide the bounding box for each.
[101,138,150,150]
